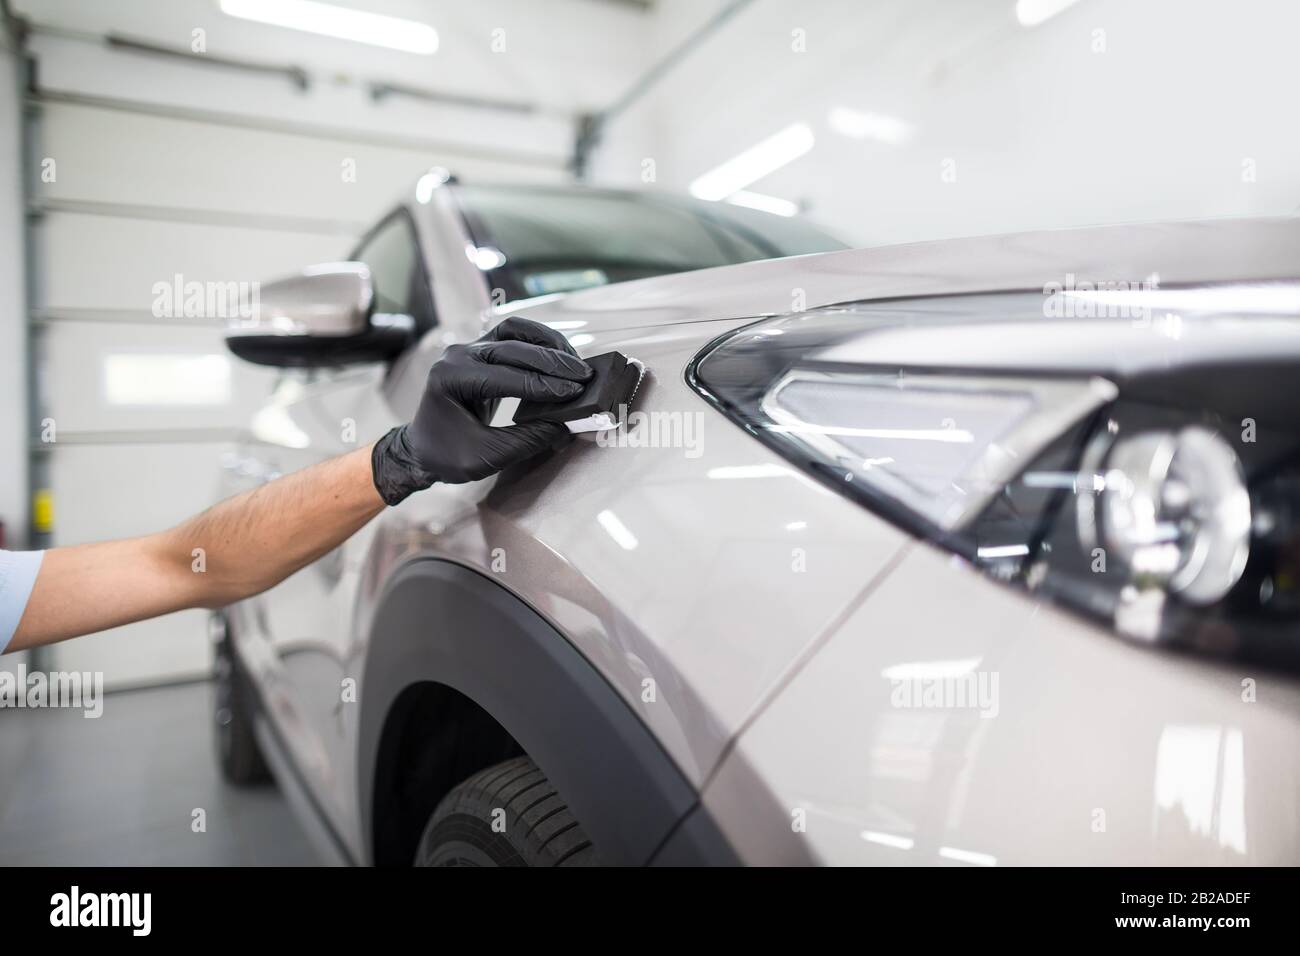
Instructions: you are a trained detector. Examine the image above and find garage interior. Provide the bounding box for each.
[1,0,1296,866]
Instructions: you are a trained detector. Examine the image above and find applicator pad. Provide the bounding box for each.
[514,350,645,433]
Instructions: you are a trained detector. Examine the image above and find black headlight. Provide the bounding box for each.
[688,292,1300,670]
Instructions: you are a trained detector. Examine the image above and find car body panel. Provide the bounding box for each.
[702,541,1300,865]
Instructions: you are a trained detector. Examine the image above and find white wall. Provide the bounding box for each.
[591,0,1300,247]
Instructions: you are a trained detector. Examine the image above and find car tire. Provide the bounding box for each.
[414,756,598,867]
[211,613,271,785]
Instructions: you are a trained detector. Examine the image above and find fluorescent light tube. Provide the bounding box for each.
[827,107,913,146]
[220,0,439,55]
[1015,0,1084,27]
[861,831,915,851]
[938,846,998,867]
[689,123,814,202]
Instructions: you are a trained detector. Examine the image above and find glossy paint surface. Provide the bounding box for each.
[704,542,1300,865]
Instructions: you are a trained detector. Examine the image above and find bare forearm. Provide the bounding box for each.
[12,445,384,650]
[167,443,384,605]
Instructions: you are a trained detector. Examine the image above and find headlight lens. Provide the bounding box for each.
[762,369,1114,532]
[689,299,1300,670]
[1087,426,1252,605]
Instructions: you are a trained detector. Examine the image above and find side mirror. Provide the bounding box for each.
[224,262,414,367]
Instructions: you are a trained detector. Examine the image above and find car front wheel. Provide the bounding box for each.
[415,756,598,867]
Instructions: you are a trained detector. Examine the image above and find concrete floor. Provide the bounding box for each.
[0,680,319,865]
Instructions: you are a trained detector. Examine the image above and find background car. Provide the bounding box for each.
[214,177,1300,866]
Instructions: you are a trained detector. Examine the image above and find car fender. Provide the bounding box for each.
[357,557,736,865]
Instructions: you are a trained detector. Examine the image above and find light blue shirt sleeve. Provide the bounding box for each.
[0,549,45,653]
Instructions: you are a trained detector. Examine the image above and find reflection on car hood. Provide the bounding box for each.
[496,217,1300,333]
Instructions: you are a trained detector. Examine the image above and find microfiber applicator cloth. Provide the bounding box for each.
[513,350,644,433]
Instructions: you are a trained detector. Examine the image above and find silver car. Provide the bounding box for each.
[215,179,1300,866]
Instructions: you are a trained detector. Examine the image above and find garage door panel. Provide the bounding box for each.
[37,212,345,311]
[47,610,211,689]
[39,320,277,434]
[29,33,576,170]
[48,442,234,544]
[43,441,238,686]
[39,101,565,223]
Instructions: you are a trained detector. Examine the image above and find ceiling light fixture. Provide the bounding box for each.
[219,0,439,55]
[827,107,913,146]
[1015,0,1084,27]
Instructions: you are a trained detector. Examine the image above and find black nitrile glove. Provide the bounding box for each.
[371,317,592,505]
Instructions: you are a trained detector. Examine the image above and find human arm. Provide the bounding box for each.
[9,444,383,651]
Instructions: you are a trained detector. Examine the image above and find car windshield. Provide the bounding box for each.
[452,184,847,302]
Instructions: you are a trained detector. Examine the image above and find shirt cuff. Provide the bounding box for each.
[0,550,45,654]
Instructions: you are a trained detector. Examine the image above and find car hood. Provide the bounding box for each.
[497,216,1300,332]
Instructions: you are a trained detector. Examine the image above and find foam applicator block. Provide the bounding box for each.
[514,350,645,433]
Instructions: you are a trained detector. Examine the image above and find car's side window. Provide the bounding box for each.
[352,210,437,334]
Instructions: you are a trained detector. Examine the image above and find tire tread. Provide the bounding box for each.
[415,756,598,867]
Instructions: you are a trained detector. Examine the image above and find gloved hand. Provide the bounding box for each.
[371,317,592,505]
